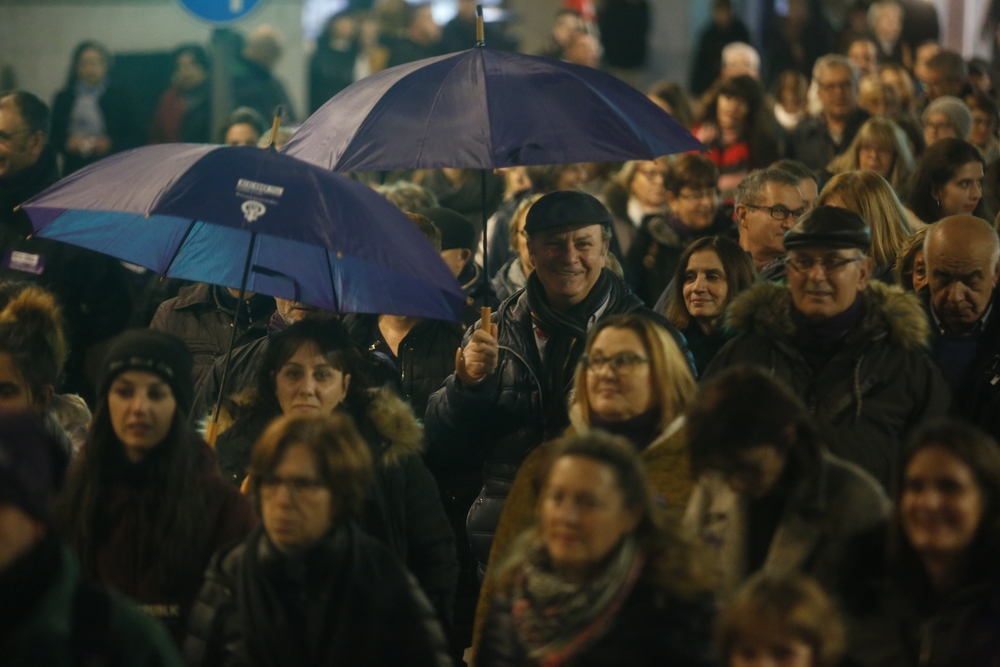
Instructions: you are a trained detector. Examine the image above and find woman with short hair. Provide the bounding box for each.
[476,431,715,667]
[184,413,452,667]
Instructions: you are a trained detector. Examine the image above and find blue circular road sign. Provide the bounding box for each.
[176,0,264,23]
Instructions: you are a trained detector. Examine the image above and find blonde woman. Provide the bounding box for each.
[827,117,915,197]
[472,313,698,658]
[602,158,671,256]
[816,170,913,282]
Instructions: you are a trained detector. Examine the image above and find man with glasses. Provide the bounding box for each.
[786,55,870,171]
[0,91,131,402]
[734,167,804,280]
[705,206,949,488]
[425,190,692,575]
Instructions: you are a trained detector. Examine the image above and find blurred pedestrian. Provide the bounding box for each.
[849,419,1000,666]
[184,413,453,667]
[215,318,458,624]
[51,41,137,175]
[815,170,912,281]
[491,193,540,302]
[219,106,266,146]
[965,90,999,164]
[0,412,185,666]
[717,572,845,667]
[231,25,296,122]
[706,206,950,485]
[663,236,756,374]
[602,158,670,257]
[684,365,890,598]
[891,226,928,291]
[426,207,497,328]
[772,70,809,132]
[625,154,735,306]
[908,138,987,224]
[55,330,256,643]
[826,117,915,197]
[309,11,359,113]
[690,0,751,96]
[385,4,442,68]
[694,76,780,203]
[922,96,972,148]
[476,431,716,667]
[150,44,212,144]
[786,55,870,171]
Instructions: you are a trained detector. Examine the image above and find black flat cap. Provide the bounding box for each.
[424,207,476,251]
[784,205,871,252]
[524,190,612,235]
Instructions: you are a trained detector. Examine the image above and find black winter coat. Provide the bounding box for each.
[345,314,463,419]
[51,83,139,174]
[215,389,458,625]
[424,272,692,572]
[704,281,950,487]
[785,108,871,171]
[183,523,453,667]
[149,283,274,390]
[477,581,715,667]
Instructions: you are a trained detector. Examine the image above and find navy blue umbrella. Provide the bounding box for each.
[283,46,702,172]
[21,143,465,439]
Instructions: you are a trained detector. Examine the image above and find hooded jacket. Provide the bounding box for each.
[215,388,458,625]
[704,281,950,487]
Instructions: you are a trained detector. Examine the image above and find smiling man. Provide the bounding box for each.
[425,190,691,574]
[923,215,1000,439]
[704,206,949,488]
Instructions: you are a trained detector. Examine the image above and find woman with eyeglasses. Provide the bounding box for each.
[55,330,256,644]
[624,154,737,307]
[476,431,715,667]
[683,365,890,601]
[213,318,457,627]
[184,413,453,667]
[470,314,701,655]
[664,236,757,375]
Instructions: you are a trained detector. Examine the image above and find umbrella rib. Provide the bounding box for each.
[326,252,339,313]
[163,219,198,276]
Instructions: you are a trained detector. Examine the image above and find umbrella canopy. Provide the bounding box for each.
[282,47,702,171]
[22,144,466,322]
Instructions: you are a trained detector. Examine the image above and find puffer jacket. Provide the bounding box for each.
[424,271,690,574]
[215,388,458,625]
[491,257,528,303]
[704,281,951,487]
[149,283,274,389]
[345,314,463,419]
[183,523,453,667]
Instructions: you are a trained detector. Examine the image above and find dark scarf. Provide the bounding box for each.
[527,268,614,433]
[590,409,662,451]
[510,535,645,667]
[791,293,865,353]
[0,146,60,233]
[238,525,351,667]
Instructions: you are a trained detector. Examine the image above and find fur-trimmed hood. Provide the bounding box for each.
[724,279,931,352]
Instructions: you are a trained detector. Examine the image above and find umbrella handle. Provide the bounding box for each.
[267,106,283,148]
[476,5,485,46]
[481,306,491,331]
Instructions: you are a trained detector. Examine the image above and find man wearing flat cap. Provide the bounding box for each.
[704,205,949,488]
[425,206,498,328]
[425,190,692,574]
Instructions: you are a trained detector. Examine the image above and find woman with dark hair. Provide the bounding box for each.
[150,44,212,144]
[908,137,988,224]
[664,236,756,374]
[646,80,695,128]
[693,75,781,204]
[683,365,890,600]
[215,318,457,625]
[184,413,452,667]
[624,153,737,307]
[476,431,716,666]
[849,419,1000,666]
[51,41,137,174]
[55,330,256,643]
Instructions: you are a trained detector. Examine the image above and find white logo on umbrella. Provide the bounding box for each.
[241,200,266,222]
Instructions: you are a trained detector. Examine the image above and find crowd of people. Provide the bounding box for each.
[3,0,1000,665]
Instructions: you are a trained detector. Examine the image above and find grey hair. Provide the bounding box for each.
[812,54,859,91]
[722,42,760,73]
[868,1,902,26]
[733,167,801,207]
[923,96,973,140]
[376,181,439,214]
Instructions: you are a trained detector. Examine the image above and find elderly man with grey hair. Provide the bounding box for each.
[232,24,297,122]
[922,215,1000,439]
[786,55,870,170]
[721,41,760,81]
[734,167,805,280]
